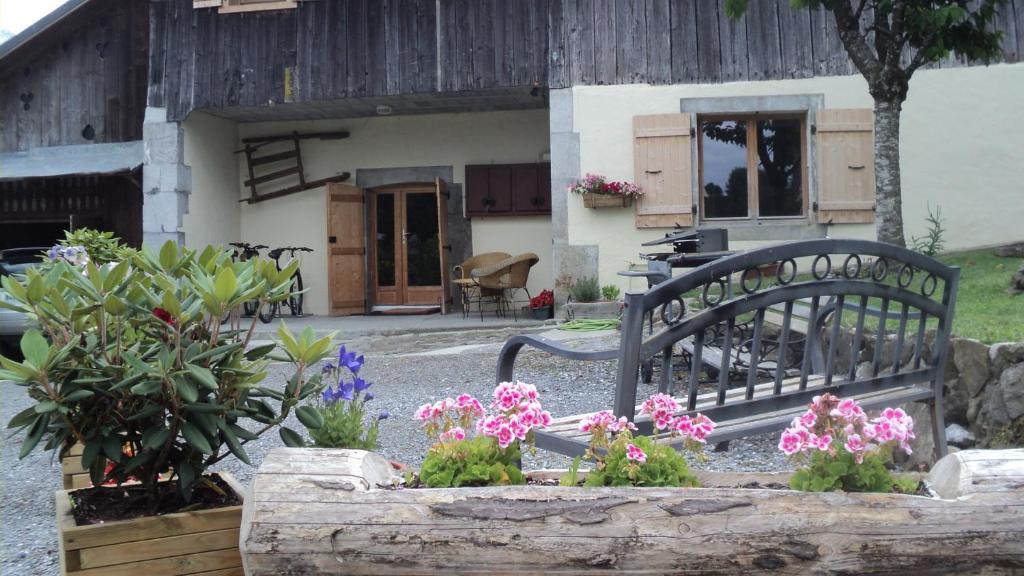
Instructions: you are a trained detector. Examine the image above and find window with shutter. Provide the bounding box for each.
[815,108,875,224]
[634,114,694,228]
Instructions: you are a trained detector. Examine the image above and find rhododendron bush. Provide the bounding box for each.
[577,393,714,488]
[413,382,551,488]
[780,393,917,493]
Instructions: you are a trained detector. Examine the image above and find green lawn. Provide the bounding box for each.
[941,249,1024,344]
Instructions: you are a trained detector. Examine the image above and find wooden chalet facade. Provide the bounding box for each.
[1,0,1022,313]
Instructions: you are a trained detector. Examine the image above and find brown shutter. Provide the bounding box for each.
[816,109,875,224]
[634,114,694,228]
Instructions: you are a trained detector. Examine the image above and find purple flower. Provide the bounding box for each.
[377,410,390,421]
[321,362,336,375]
[339,381,355,401]
[354,377,371,393]
[321,386,339,405]
[47,246,61,261]
[337,345,364,374]
[364,391,375,402]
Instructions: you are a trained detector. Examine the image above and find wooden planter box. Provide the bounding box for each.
[57,473,245,576]
[241,448,1024,575]
[582,193,632,208]
[61,443,90,490]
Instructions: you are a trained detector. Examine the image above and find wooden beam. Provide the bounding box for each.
[243,173,351,204]
[241,130,350,144]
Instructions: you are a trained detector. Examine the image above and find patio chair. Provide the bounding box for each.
[452,252,511,319]
[471,253,540,321]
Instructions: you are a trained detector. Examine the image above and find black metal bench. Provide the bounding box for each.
[497,239,959,461]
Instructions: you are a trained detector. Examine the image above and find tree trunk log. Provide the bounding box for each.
[874,98,907,247]
[241,448,1024,575]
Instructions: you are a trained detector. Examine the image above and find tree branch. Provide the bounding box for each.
[832,0,883,81]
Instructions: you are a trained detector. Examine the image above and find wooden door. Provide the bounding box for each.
[436,178,450,314]
[327,183,366,316]
[370,184,445,309]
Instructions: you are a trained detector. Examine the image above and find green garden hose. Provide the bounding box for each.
[557,318,621,331]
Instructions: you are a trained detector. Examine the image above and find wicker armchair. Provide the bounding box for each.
[452,252,511,319]
[471,253,540,321]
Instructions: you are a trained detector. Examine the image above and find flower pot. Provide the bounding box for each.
[57,473,245,576]
[241,448,1024,575]
[581,193,632,209]
[529,305,553,320]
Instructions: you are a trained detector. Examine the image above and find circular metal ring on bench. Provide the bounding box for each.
[776,258,798,286]
[740,267,762,294]
[921,273,938,298]
[843,254,862,279]
[660,297,686,325]
[812,254,832,280]
[871,257,889,282]
[702,279,726,307]
[897,263,915,288]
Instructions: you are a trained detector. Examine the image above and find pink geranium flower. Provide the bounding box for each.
[625,443,647,464]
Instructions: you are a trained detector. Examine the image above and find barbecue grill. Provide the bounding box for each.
[619,228,732,288]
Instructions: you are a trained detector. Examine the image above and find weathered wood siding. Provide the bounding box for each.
[150,0,551,122]
[548,0,1024,88]
[0,0,148,153]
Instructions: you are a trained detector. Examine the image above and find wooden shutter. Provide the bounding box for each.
[634,114,694,228]
[816,109,875,224]
[327,183,366,316]
[436,178,451,315]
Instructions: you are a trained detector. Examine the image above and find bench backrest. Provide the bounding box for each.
[613,238,960,430]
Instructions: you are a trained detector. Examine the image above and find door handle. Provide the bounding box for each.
[401,229,409,244]
[328,236,337,243]
[645,169,662,174]
[848,165,865,170]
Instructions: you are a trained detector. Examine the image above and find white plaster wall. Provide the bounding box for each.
[181,112,241,250]
[568,63,1024,293]
[237,109,552,315]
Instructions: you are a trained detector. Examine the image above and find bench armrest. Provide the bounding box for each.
[496,334,619,383]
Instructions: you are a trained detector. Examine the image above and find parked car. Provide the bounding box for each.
[0,247,46,357]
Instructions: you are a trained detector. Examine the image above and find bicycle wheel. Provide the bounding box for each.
[242,300,258,317]
[258,302,277,324]
[288,271,304,316]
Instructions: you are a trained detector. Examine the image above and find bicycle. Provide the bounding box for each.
[259,246,313,323]
[227,242,268,318]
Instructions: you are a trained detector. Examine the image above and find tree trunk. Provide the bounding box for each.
[873,98,907,247]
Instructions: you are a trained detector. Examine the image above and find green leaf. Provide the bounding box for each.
[279,427,306,447]
[228,423,259,441]
[6,406,37,430]
[18,414,48,458]
[176,377,199,403]
[161,291,182,318]
[20,329,50,370]
[103,260,130,292]
[141,426,170,450]
[159,241,178,270]
[130,380,162,395]
[184,402,227,414]
[103,436,124,463]
[213,266,238,303]
[81,440,102,469]
[296,405,325,430]
[186,364,219,391]
[34,401,58,414]
[189,342,243,363]
[178,461,195,500]
[217,421,251,465]
[180,420,213,454]
[62,390,95,402]
[244,343,276,360]
[125,403,164,421]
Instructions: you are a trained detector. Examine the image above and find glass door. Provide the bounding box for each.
[371,186,444,307]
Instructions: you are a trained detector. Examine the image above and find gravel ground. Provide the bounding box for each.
[0,329,786,576]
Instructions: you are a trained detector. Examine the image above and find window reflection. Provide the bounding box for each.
[757,119,803,217]
[702,120,749,219]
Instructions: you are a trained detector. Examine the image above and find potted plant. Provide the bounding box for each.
[528,289,554,320]
[0,241,326,576]
[239,391,1024,574]
[301,344,389,450]
[569,173,643,208]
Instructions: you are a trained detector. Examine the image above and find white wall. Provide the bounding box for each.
[181,112,241,250]
[236,109,552,315]
[568,63,1024,292]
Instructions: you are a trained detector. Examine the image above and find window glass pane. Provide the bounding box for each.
[405,192,441,287]
[376,194,395,286]
[756,119,803,217]
[701,120,748,218]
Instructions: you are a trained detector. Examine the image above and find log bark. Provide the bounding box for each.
[241,448,1024,575]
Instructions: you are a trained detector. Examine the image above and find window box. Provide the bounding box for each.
[582,193,633,209]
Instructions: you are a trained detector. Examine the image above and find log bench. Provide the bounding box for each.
[240,447,1024,575]
[497,239,960,461]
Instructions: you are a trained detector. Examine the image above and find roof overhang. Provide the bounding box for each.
[0,141,143,181]
[0,0,94,63]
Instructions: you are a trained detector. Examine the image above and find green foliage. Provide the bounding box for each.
[0,241,317,512]
[57,228,137,266]
[559,456,583,487]
[910,204,947,257]
[307,396,380,450]
[601,284,621,301]
[789,450,896,493]
[583,434,698,488]
[724,0,1006,70]
[569,277,601,303]
[418,436,524,488]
